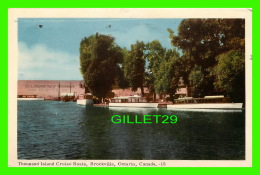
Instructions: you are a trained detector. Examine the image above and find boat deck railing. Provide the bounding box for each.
[17,95,38,98]
[111,98,148,103]
[174,97,230,104]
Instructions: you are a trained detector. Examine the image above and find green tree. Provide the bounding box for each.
[168,19,245,100]
[188,66,204,97]
[123,41,146,96]
[212,50,245,102]
[113,48,129,89]
[154,49,180,101]
[79,33,123,99]
[145,40,166,101]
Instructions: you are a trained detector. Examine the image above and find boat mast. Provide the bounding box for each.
[70,82,71,93]
[58,82,60,99]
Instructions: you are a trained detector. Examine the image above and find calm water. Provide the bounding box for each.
[18,101,245,160]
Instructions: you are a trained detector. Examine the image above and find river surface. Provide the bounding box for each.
[18,101,245,160]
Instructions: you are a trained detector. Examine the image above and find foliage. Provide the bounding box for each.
[169,18,245,101]
[122,41,146,96]
[188,66,204,97]
[145,40,166,99]
[154,49,180,94]
[79,33,122,99]
[212,50,245,102]
[79,19,245,103]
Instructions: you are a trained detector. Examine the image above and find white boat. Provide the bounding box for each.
[109,95,158,108]
[77,99,93,105]
[166,108,243,112]
[76,94,93,106]
[167,103,243,109]
[167,96,243,109]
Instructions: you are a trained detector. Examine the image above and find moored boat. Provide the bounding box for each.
[109,95,158,108]
[76,93,93,106]
[60,93,76,102]
[167,96,243,109]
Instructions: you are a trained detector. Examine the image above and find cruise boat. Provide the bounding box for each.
[60,92,76,102]
[76,93,93,105]
[167,95,243,109]
[109,95,158,108]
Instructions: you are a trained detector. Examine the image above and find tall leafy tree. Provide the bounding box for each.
[123,41,146,96]
[188,65,204,97]
[114,48,129,89]
[145,40,166,101]
[154,49,180,101]
[168,18,245,100]
[79,33,123,99]
[212,50,245,102]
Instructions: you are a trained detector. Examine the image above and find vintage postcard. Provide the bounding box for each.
[8,8,252,167]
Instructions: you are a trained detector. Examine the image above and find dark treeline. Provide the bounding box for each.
[79,19,245,103]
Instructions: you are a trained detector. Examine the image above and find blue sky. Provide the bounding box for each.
[18,18,183,80]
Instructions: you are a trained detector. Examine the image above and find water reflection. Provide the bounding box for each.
[81,106,245,160]
[18,101,245,160]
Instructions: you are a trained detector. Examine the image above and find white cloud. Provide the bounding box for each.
[18,42,83,80]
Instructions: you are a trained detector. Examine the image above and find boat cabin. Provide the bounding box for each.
[60,92,76,102]
[174,95,230,104]
[17,95,38,98]
[111,95,147,103]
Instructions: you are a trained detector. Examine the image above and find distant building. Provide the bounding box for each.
[17,79,191,101]
[17,80,153,100]
[18,80,85,100]
[175,77,192,98]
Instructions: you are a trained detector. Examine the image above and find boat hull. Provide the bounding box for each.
[77,99,93,105]
[167,103,243,109]
[109,103,158,108]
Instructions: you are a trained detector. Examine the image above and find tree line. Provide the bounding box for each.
[79,19,245,103]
